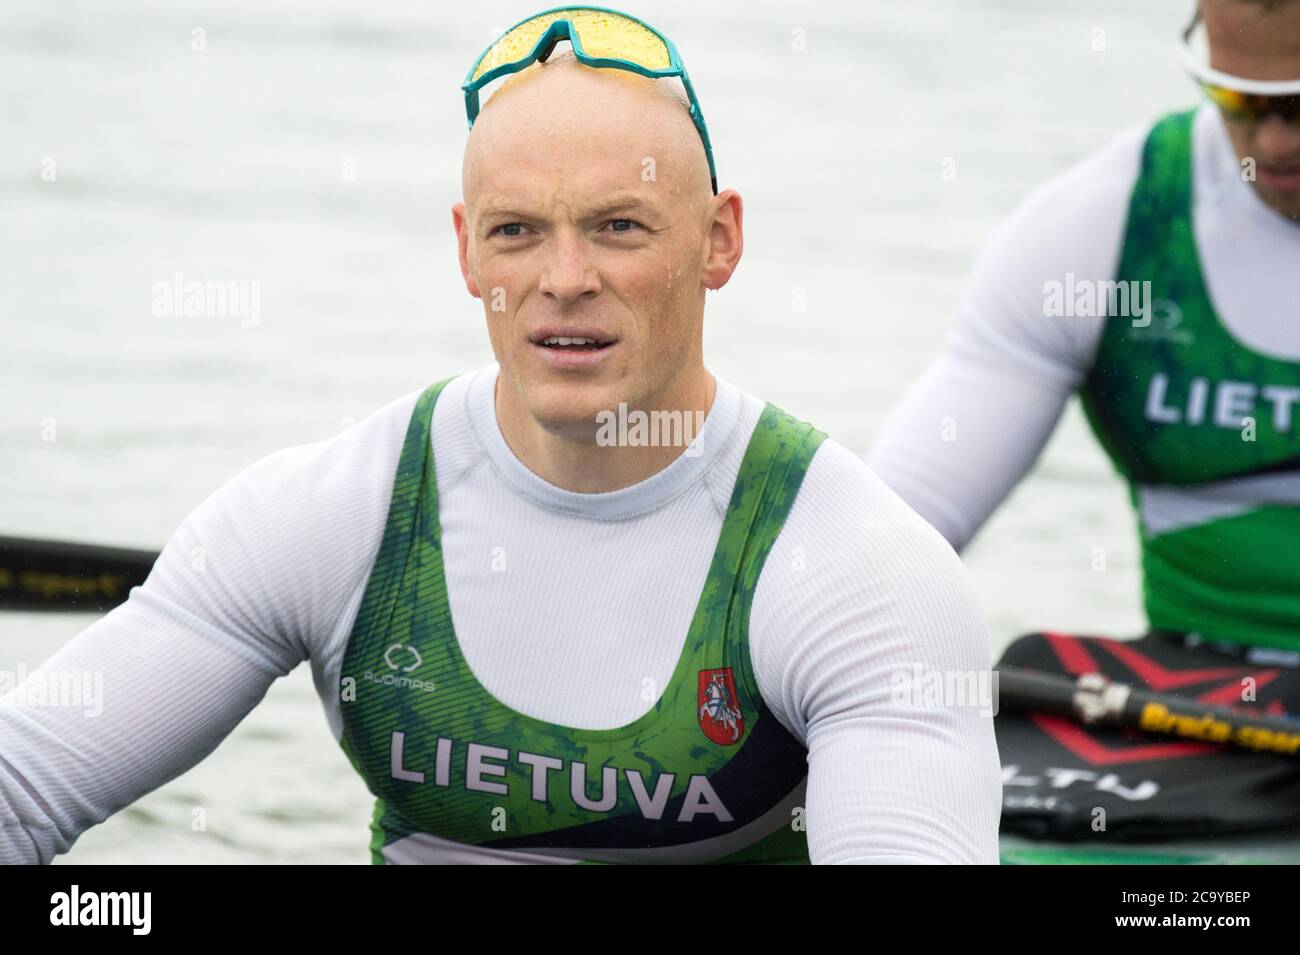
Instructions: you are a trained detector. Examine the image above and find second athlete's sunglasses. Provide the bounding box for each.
[1180,11,1300,127]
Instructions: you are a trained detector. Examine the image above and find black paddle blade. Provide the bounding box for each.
[0,536,158,612]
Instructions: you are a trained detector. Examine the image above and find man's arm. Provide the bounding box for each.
[0,580,296,863]
[0,394,414,863]
[868,123,1146,552]
[751,441,1002,864]
[867,343,1074,553]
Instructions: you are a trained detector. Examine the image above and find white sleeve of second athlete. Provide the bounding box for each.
[867,122,1149,552]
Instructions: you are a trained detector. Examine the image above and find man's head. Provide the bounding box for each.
[1200,0,1300,219]
[452,51,742,442]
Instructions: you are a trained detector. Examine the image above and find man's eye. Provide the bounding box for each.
[494,223,526,237]
[606,219,640,233]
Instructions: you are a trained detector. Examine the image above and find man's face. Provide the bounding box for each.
[453,60,725,439]
[1203,0,1300,220]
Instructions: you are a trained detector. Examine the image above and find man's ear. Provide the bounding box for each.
[452,201,482,299]
[702,189,743,291]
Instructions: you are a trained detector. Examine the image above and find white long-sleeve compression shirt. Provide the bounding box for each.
[1,364,1002,864]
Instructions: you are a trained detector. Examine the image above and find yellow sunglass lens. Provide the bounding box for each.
[1204,84,1253,118]
[472,9,671,83]
[564,10,669,66]
[1200,82,1300,126]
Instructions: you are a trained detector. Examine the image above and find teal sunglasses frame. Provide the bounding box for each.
[461,5,719,195]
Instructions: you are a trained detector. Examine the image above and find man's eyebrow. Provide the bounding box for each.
[478,203,534,221]
[584,196,659,219]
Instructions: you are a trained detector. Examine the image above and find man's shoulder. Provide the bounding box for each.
[150,378,470,655]
[252,387,424,480]
[225,370,478,498]
[985,117,1153,261]
[175,378,457,569]
[800,437,958,551]
[748,434,990,735]
[740,421,966,585]
[733,394,945,538]
[947,116,1165,379]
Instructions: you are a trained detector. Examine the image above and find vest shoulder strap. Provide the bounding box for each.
[712,402,828,702]
[353,378,453,641]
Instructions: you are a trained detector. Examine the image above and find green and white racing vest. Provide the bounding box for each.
[1080,109,1300,650]
[337,379,826,863]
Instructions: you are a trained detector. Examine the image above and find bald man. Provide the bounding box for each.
[0,40,1001,864]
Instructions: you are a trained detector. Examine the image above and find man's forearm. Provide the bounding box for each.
[0,589,288,863]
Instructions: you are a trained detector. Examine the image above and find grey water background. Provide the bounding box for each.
[1,0,1194,862]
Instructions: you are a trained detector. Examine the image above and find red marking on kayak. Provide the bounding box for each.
[1099,640,1252,692]
[1044,631,1100,674]
[1033,713,1219,765]
[1030,634,1296,765]
[1196,674,1282,707]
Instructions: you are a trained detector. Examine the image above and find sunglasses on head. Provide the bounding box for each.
[1180,10,1300,127]
[461,6,719,195]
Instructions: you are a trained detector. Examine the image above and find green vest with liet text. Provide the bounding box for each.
[1079,109,1300,649]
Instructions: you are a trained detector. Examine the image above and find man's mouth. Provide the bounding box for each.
[1257,163,1300,193]
[536,335,613,351]
[529,328,618,351]
[528,329,618,367]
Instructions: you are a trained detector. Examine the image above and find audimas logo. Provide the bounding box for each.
[50,885,151,935]
[362,643,436,693]
[385,643,422,672]
[1127,299,1193,344]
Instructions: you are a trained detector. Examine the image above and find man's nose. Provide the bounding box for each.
[1252,114,1300,162]
[539,227,601,304]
